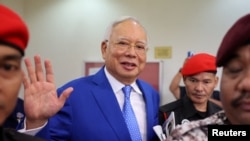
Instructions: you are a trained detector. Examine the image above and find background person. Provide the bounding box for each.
[169,57,221,107]
[159,53,222,126]
[166,13,250,141]
[0,4,44,141]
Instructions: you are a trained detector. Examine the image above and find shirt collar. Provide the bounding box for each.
[104,67,142,95]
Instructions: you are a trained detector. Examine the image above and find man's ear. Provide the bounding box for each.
[215,76,219,86]
[101,41,107,59]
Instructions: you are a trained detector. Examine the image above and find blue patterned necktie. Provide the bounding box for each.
[122,85,142,141]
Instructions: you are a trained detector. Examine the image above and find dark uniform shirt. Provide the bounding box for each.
[3,98,25,130]
[0,127,44,141]
[159,96,222,126]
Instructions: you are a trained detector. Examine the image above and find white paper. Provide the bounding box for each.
[162,111,175,137]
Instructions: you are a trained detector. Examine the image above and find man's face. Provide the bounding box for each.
[220,44,250,124]
[101,20,147,84]
[184,72,218,104]
[0,45,22,125]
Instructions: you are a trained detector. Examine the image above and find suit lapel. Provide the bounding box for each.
[91,67,131,141]
[136,80,155,140]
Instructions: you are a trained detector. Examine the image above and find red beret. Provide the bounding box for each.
[216,13,250,67]
[0,4,29,56]
[181,53,217,76]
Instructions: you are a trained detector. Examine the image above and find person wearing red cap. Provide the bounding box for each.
[0,4,47,141]
[166,13,250,141]
[169,57,221,107]
[159,53,222,128]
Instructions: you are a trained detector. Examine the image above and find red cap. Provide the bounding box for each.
[181,53,217,76]
[0,4,29,56]
[216,13,250,67]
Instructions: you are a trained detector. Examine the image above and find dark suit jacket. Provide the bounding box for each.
[0,127,44,141]
[37,66,160,141]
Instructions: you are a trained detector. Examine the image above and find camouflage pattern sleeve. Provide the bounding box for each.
[166,110,226,141]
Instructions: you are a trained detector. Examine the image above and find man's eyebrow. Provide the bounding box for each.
[0,54,22,61]
[203,79,212,82]
[116,37,147,44]
[225,53,239,65]
[188,76,196,79]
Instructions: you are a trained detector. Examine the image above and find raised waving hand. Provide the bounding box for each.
[22,55,73,129]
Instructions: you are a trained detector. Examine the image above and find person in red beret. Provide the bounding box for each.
[0,4,54,141]
[166,13,250,141]
[168,57,222,107]
[159,53,222,129]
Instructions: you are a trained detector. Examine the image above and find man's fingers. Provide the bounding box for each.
[22,70,29,89]
[45,59,55,83]
[58,87,73,106]
[34,55,45,82]
[24,57,37,83]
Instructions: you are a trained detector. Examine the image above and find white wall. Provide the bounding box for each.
[2,0,250,105]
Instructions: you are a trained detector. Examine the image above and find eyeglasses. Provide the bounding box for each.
[107,40,148,55]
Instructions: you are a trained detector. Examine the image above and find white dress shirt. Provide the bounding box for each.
[104,67,147,141]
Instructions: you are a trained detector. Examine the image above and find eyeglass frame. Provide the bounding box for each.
[105,39,149,55]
